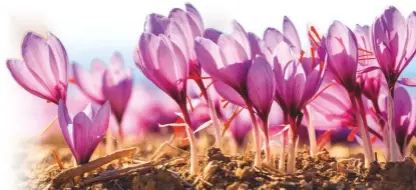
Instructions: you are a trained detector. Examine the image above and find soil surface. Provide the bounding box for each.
[20,136,416,190]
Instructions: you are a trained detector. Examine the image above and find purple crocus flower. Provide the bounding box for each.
[355,25,386,103]
[228,107,252,148]
[195,21,276,166]
[135,28,203,174]
[7,32,68,104]
[262,16,326,172]
[58,100,110,165]
[72,52,133,137]
[372,7,416,87]
[371,7,416,161]
[144,3,204,78]
[326,21,375,166]
[375,86,413,157]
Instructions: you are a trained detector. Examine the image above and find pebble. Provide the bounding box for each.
[235,167,253,180]
[203,161,219,179]
[226,182,240,190]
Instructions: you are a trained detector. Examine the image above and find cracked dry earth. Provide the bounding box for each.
[19,140,416,190]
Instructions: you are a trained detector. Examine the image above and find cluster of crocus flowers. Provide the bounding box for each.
[6,4,416,176]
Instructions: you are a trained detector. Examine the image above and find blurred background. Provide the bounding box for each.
[1,0,416,189]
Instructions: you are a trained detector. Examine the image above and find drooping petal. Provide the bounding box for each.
[6,59,52,100]
[247,56,276,117]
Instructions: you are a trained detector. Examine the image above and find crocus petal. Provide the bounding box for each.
[144,13,170,35]
[263,27,284,51]
[247,56,276,117]
[398,77,416,86]
[213,80,245,107]
[6,59,52,100]
[91,101,111,144]
[72,62,106,103]
[47,33,69,84]
[195,37,225,75]
[326,21,358,89]
[372,7,407,74]
[283,16,301,54]
[58,100,76,157]
[136,33,188,103]
[185,3,204,37]
[403,12,416,70]
[72,111,93,164]
[102,71,133,122]
[231,20,251,58]
[22,32,57,94]
[203,28,222,43]
[248,32,271,61]
[217,34,248,65]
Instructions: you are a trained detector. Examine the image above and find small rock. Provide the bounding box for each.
[317,151,330,161]
[226,182,240,190]
[236,160,248,168]
[203,161,219,179]
[235,167,253,180]
[238,183,249,190]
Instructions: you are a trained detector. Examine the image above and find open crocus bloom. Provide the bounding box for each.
[372,7,416,86]
[58,100,111,165]
[73,52,133,124]
[6,32,68,104]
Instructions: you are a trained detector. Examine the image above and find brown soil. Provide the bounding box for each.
[20,137,416,190]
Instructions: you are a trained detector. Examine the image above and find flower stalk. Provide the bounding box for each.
[246,101,262,168]
[195,79,222,149]
[179,103,199,175]
[349,93,374,167]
